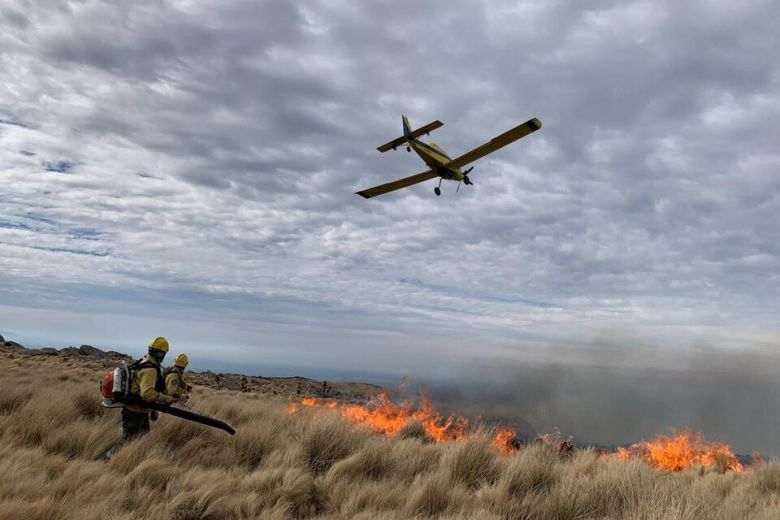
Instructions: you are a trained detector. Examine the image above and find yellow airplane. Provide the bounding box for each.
[356,115,542,198]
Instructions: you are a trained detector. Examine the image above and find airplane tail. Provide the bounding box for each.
[402,115,412,137]
[376,116,444,153]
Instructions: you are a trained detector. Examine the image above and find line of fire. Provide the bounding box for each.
[287,391,753,473]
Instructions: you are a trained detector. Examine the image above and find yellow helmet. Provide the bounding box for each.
[148,337,169,353]
[174,353,189,368]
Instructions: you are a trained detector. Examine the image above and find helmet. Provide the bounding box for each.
[148,337,169,353]
[174,353,189,368]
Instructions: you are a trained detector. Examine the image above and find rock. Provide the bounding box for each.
[60,347,82,356]
[26,347,59,356]
[106,351,132,361]
[78,345,105,357]
[4,341,27,352]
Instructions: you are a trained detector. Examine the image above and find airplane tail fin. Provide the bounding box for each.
[402,115,412,137]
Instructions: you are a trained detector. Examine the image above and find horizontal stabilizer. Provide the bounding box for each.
[377,120,444,152]
[410,120,444,139]
[356,170,438,198]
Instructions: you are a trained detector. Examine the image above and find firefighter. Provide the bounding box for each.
[215,373,223,389]
[296,380,303,396]
[122,337,177,440]
[165,353,191,402]
[240,375,249,392]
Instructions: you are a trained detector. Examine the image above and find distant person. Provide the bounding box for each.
[240,375,249,392]
[215,373,223,389]
[296,380,303,395]
[165,354,191,402]
[322,380,331,396]
[122,337,177,440]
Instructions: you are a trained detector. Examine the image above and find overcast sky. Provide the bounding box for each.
[2,0,779,378]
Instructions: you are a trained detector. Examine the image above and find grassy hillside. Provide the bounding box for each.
[1,349,779,519]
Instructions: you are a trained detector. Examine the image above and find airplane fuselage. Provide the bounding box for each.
[405,138,465,182]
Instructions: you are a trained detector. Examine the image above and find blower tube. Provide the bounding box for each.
[118,395,235,435]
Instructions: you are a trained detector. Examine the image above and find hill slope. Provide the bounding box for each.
[1,345,779,519]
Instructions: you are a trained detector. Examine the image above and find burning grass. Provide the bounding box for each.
[616,430,745,473]
[287,393,748,475]
[1,349,779,519]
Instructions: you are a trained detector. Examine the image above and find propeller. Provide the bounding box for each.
[463,166,474,186]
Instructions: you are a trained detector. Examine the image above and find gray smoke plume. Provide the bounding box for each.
[429,337,780,456]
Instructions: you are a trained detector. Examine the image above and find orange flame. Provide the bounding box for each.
[287,393,516,450]
[492,428,519,456]
[286,395,750,472]
[616,430,743,472]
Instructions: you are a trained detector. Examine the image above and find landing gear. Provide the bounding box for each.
[406,146,411,152]
[434,187,441,196]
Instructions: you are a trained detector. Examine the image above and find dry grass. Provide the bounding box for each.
[1,350,779,519]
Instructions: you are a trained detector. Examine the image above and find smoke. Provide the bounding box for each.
[429,337,780,456]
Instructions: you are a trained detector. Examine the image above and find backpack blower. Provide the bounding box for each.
[100,362,235,435]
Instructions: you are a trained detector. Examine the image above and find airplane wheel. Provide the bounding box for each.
[434,187,441,196]
[406,147,411,152]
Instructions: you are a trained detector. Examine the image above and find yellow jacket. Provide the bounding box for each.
[127,355,174,413]
[165,367,188,399]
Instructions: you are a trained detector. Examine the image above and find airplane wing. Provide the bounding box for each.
[376,120,444,152]
[445,117,541,169]
[356,170,438,199]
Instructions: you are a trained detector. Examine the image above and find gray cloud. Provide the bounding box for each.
[0,1,779,388]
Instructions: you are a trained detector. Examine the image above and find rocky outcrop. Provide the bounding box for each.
[0,339,131,362]
[26,347,60,356]
[79,345,103,357]
[3,341,27,352]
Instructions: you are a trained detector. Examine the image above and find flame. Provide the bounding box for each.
[492,428,519,456]
[286,395,750,472]
[287,393,516,450]
[616,430,743,472]
[752,451,765,466]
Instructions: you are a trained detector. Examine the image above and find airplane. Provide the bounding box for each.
[356,114,542,198]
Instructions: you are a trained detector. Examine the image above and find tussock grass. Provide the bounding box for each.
[1,350,780,519]
[299,414,368,474]
[0,386,33,415]
[444,433,500,489]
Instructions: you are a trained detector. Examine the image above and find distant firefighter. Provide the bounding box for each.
[321,380,331,396]
[296,380,303,395]
[215,373,223,390]
[122,337,177,440]
[240,375,249,392]
[165,353,190,402]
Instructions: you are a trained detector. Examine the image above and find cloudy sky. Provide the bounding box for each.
[2,0,779,378]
